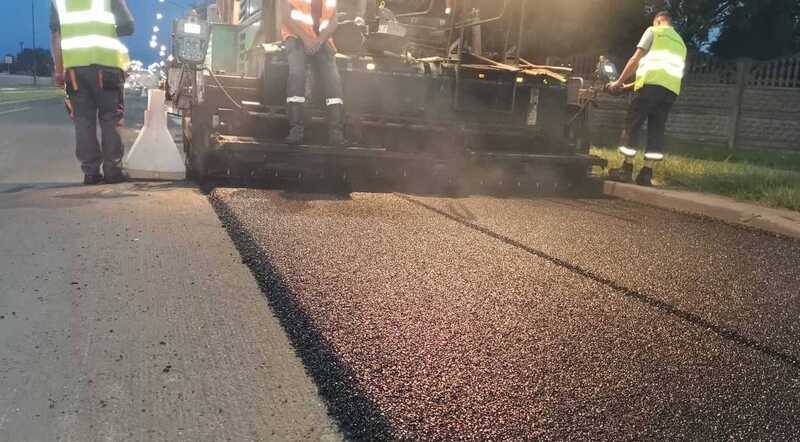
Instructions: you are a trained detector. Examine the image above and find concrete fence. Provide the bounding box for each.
[572,53,800,152]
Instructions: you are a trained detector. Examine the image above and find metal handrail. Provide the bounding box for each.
[450,0,511,31]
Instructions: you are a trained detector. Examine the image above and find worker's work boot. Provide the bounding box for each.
[84,174,103,185]
[285,103,305,145]
[327,103,347,147]
[635,166,654,187]
[608,161,634,183]
[104,173,128,184]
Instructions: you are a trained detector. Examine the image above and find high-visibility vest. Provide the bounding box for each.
[635,25,687,95]
[282,0,337,43]
[54,0,130,70]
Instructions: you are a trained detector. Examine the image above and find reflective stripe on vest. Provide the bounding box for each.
[635,26,687,96]
[54,0,129,70]
[281,0,337,42]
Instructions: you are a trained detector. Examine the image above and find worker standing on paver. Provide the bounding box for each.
[50,0,134,185]
[282,0,347,146]
[607,11,687,187]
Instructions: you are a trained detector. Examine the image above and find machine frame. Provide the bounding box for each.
[168,0,608,193]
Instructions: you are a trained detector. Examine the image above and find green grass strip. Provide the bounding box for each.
[593,146,800,212]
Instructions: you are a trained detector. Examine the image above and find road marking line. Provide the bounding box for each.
[0,106,32,116]
[0,96,63,107]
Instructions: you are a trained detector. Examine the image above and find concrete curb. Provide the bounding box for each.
[603,181,800,240]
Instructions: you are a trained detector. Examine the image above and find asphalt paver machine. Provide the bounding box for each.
[168,0,610,193]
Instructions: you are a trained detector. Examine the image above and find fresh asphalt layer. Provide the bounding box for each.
[211,188,800,441]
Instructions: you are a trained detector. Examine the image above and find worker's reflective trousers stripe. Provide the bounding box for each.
[285,38,343,108]
[618,85,677,159]
[285,98,344,106]
[617,147,665,161]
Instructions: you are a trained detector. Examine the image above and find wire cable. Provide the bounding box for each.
[203,66,243,110]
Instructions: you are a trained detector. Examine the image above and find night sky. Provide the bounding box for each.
[0,0,197,65]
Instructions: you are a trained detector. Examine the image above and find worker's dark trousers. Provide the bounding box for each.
[66,66,125,177]
[285,37,344,109]
[620,85,677,159]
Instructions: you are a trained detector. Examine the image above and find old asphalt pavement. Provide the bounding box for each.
[1,94,799,440]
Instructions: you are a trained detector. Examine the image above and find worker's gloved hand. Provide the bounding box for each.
[354,16,366,27]
[53,72,66,88]
[306,38,323,55]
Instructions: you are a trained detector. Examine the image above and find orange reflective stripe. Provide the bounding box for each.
[282,0,336,41]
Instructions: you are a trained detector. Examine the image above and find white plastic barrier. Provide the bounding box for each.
[123,89,186,180]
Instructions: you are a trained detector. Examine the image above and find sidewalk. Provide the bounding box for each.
[0,183,341,441]
[604,181,800,240]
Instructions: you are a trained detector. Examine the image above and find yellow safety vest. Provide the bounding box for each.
[635,26,687,95]
[54,0,130,70]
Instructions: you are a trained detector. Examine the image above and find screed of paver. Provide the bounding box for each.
[0,184,341,442]
[211,188,800,441]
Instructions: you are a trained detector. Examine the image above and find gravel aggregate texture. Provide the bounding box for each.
[210,188,800,441]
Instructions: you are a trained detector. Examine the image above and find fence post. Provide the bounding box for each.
[727,58,751,149]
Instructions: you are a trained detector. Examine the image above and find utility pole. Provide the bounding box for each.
[31,0,39,86]
[32,0,38,85]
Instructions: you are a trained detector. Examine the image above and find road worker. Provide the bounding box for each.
[282,0,347,146]
[51,0,134,185]
[607,10,687,186]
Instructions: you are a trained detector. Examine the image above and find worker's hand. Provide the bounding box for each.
[606,80,622,93]
[64,98,74,120]
[305,38,323,55]
[53,72,66,88]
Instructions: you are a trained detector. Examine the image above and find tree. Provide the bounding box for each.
[711,0,800,59]
[644,0,737,51]
[509,0,731,59]
[510,0,650,59]
[14,48,53,76]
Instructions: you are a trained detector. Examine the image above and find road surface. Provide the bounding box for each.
[1,96,799,441]
[0,96,341,441]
